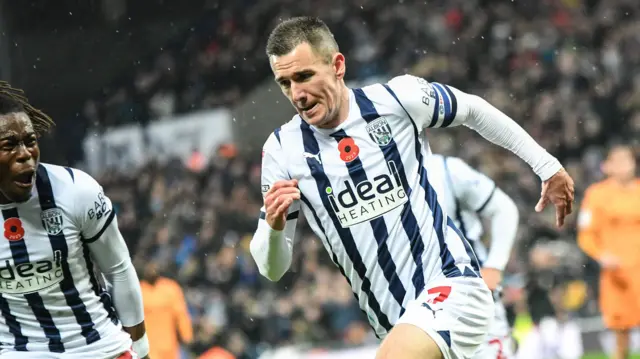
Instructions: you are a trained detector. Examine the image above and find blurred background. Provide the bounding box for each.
[1,0,639,358]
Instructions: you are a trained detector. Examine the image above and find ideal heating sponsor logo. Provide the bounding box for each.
[0,250,64,295]
[326,161,408,228]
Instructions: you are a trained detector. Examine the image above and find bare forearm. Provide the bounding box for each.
[123,321,146,341]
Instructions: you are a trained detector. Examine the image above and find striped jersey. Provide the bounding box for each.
[0,163,125,354]
[429,155,497,265]
[260,74,481,337]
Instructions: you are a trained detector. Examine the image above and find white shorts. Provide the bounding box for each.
[0,329,134,359]
[0,350,137,359]
[472,300,514,359]
[396,276,494,359]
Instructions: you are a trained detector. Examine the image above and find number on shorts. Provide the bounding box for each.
[427,286,452,304]
[488,338,506,359]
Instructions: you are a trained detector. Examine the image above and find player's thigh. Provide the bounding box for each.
[377,323,444,359]
[600,272,640,330]
[382,277,493,359]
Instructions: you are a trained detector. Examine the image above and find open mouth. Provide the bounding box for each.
[301,103,318,114]
[14,170,35,188]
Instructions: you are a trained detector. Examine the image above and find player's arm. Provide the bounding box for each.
[448,157,519,272]
[388,75,574,226]
[250,132,301,282]
[172,283,193,345]
[72,170,150,359]
[576,186,604,261]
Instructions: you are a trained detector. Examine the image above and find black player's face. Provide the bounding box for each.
[271,42,346,128]
[0,112,39,204]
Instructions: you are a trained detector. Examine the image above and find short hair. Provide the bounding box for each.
[0,82,55,135]
[606,139,634,156]
[266,16,339,63]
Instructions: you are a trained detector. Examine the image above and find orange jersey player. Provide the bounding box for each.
[577,144,639,359]
[140,261,193,359]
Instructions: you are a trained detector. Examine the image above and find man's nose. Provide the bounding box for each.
[15,144,32,163]
[291,82,307,103]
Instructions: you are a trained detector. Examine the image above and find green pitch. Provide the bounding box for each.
[582,354,640,359]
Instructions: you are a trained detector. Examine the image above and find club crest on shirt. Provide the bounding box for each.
[366,117,393,146]
[41,208,64,236]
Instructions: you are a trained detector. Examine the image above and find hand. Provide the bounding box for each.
[480,267,503,291]
[535,169,575,227]
[264,179,300,230]
[599,253,620,270]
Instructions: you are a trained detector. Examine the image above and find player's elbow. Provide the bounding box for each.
[502,192,519,223]
[485,188,519,223]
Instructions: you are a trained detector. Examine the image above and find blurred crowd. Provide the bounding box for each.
[81,0,640,357]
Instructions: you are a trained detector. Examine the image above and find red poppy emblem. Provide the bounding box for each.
[4,218,25,241]
[338,137,360,162]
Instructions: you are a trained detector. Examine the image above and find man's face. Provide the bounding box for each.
[0,112,39,204]
[270,42,345,128]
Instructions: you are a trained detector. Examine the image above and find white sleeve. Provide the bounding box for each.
[250,131,300,282]
[71,170,144,327]
[476,188,519,270]
[387,74,562,181]
[72,170,115,242]
[445,157,519,271]
[87,220,145,327]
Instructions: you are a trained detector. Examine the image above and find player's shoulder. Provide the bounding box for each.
[437,155,472,173]
[39,163,103,202]
[387,74,453,100]
[262,116,304,151]
[158,277,182,291]
[41,163,99,187]
[387,74,432,89]
[383,74,438,112]
[430,153,445,162]
[37,163,89,190]
[428,153,448,171]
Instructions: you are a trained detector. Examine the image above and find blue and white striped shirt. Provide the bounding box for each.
[0,164,125,354]
[259,75,481,337]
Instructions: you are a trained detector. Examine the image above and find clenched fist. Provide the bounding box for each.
[264,179,300,230]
